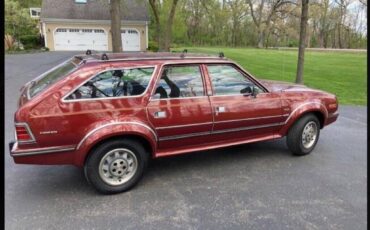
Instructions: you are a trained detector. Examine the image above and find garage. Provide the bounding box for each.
[121,29,140,51]
[54,28,108,51]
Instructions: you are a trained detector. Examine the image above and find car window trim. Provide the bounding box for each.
[149,63,208,101]
[206,63,269,96]
[61,65,158,103]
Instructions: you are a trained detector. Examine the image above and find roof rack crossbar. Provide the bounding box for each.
[101,53,109,60]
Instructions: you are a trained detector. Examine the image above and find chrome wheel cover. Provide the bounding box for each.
[301,121,318,149]
[99,148,138,186]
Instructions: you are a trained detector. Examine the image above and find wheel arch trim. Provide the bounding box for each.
[279,101,328,136]
[284,101,328,125]
[76,121,157,150]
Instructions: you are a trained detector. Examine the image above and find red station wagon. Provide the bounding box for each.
[9,51,339,194]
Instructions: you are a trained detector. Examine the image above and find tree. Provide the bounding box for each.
[163,0,180,51]
[148,0,180,51]
[148,0,161,49]
[296,0,309,84]
[227,0,248,47]
[14,0,41,8]
[359,0,367,7]
[5,0,38,47]
[246,0,294,48]
[334,0,351,48]
[110,0,122,52]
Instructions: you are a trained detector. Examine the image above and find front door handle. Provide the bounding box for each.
[154,111,166,118]
[215,106,226,115]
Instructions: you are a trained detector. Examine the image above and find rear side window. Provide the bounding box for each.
[65,67,154,100]
[152,65,204,99]
[29,60,77,98]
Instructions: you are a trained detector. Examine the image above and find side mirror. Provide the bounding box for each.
[251,86,258,98]
[242,85,258,98]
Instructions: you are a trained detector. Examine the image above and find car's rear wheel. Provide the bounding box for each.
[84,139,149,194]
[287,114,320,156]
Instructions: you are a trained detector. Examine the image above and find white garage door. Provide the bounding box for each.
[54,28,108,51]
[121,29,140,51]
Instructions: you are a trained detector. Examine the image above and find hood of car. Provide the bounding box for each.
[259,79,323,93]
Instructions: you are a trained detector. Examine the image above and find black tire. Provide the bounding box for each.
[286,114,320,156]
[84,139,149,194]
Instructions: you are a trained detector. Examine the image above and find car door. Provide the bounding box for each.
[146,64,213,152]
[206,64,285,143]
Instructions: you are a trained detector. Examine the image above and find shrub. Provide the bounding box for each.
[288,40,298,47]
[19,35,39,49]
[148,41,159,52]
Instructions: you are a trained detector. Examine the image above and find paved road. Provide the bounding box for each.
[5,52,367,230]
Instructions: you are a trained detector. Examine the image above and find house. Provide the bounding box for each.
[40,0,149,51]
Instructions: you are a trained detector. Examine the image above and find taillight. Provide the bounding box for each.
[15,123,35,143]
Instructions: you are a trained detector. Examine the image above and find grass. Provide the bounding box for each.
[173,47,367,105]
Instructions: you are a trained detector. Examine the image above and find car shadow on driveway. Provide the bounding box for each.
[9,138,291,197]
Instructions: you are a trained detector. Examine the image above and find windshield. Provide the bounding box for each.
[28,58,79,98]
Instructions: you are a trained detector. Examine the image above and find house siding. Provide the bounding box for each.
[44,22,147,51]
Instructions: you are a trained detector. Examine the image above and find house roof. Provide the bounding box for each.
[41,0,149,22]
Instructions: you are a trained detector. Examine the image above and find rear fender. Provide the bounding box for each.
[73,121,157,167]
[279,101,328,136]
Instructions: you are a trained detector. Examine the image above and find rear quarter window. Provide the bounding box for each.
[28,60,78,98]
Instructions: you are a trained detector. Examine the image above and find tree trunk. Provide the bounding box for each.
[338,23,342,48]
[295,0,309,84]
[110,0,122,52]
[257,30,264,48]
[148,0,161,51]
[163,0,179,51]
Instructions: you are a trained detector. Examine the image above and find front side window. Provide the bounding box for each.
[65,67,154,100]
[207,64,264,96]
[152,65,204,99]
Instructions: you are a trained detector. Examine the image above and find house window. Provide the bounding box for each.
[69,29,80,33]
[94,29,105,33]
[82,29,92,33]
[29,8,41,18]
[56,28,67,32]
[75,0,87,3]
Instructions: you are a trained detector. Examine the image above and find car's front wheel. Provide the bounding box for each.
[84,139,149,194]
[287,114,320,156]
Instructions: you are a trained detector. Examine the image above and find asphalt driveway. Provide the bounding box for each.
[5,52,367,230]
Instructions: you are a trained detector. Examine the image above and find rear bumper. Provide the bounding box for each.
[9,141,15,153]
[325,111,339,126]
[9,141,76,165]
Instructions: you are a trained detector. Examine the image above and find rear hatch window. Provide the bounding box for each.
[28,57,81,98]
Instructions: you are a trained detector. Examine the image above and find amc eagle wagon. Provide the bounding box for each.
[9,51,339,194]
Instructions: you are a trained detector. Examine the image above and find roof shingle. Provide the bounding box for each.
[41,0,149,21]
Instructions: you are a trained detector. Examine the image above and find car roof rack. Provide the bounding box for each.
[75,49,227,63]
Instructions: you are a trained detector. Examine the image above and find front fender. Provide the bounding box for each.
[73,121,157,167]
[278,101,328,136]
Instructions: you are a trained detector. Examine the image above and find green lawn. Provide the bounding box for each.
[173,47,367,105]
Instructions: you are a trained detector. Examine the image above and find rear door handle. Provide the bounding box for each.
[154,111,166,118]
